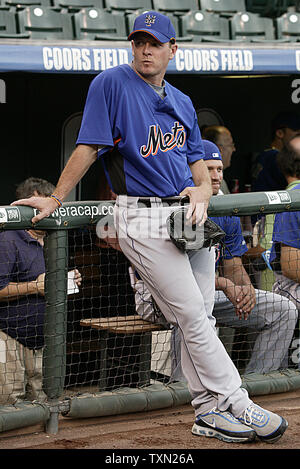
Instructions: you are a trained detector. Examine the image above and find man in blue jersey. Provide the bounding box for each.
[270,134,300,326]
[13,11,288,443]
[202,141,297,374]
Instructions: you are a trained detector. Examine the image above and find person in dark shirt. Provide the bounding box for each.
[252,111,300,192]
[0,177,81,404]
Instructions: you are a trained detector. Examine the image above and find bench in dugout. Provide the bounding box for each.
[65,228,172,392]
[79,315,169,391]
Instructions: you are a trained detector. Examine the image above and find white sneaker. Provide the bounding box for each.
[238,403,288,443]
[192,407,256,443]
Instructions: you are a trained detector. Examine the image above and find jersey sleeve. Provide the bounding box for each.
[272,211,300,249]
[186,111,205,164]
[76,72,121,148]
[213,216,248,259]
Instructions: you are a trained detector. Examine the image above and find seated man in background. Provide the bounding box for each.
[0,177,81,404]
[245,128,300,292]
[270,134,300,364]
[131,141,298,375]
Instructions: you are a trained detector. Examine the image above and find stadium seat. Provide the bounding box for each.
[199,0,246,17]
[52,0,103,10]
[0,0,9,9]
[0,9,29,37]
[17,6,74,39]
[105,0,152,13]
[229,11,275,42]
[276,11,300,40]
[245,0,272,15]
[152,0,199,16]
[180,10,230,42]
[73,8,127,40]
[4,0,51,7]
[126,9,193,41]
[245,0,291,17]
[0,9,16,34]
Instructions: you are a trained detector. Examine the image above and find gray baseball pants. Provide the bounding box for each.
[114,196,251,418]
[214,289,298,374]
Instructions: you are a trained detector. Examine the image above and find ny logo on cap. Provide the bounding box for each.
[145,14,156,26]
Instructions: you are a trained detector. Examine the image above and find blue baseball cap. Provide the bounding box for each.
[202,139,223,161]
[128,11,176,43]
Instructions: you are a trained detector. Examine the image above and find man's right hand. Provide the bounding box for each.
[11,196,59,224]
[217,277,255,320]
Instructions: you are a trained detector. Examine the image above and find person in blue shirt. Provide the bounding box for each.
[270,135,300,370]
[0,178,81,404]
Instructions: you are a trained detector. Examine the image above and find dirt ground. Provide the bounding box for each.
[0,389,299,453]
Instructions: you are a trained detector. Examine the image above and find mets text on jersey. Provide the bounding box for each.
[140,121,186,158]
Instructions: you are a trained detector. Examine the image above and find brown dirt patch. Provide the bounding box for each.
[0,389,299,451]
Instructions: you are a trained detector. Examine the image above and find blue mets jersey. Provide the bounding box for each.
[76,64,204,197]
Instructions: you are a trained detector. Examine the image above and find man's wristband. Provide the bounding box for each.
[50,194,63,207]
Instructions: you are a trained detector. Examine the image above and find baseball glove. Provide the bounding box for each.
[166,206,226,252]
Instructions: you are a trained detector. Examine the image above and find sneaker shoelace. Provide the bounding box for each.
[242,405,265,425]
[205,408,240,423]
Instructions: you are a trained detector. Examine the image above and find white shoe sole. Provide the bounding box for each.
[192,422,256,443]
